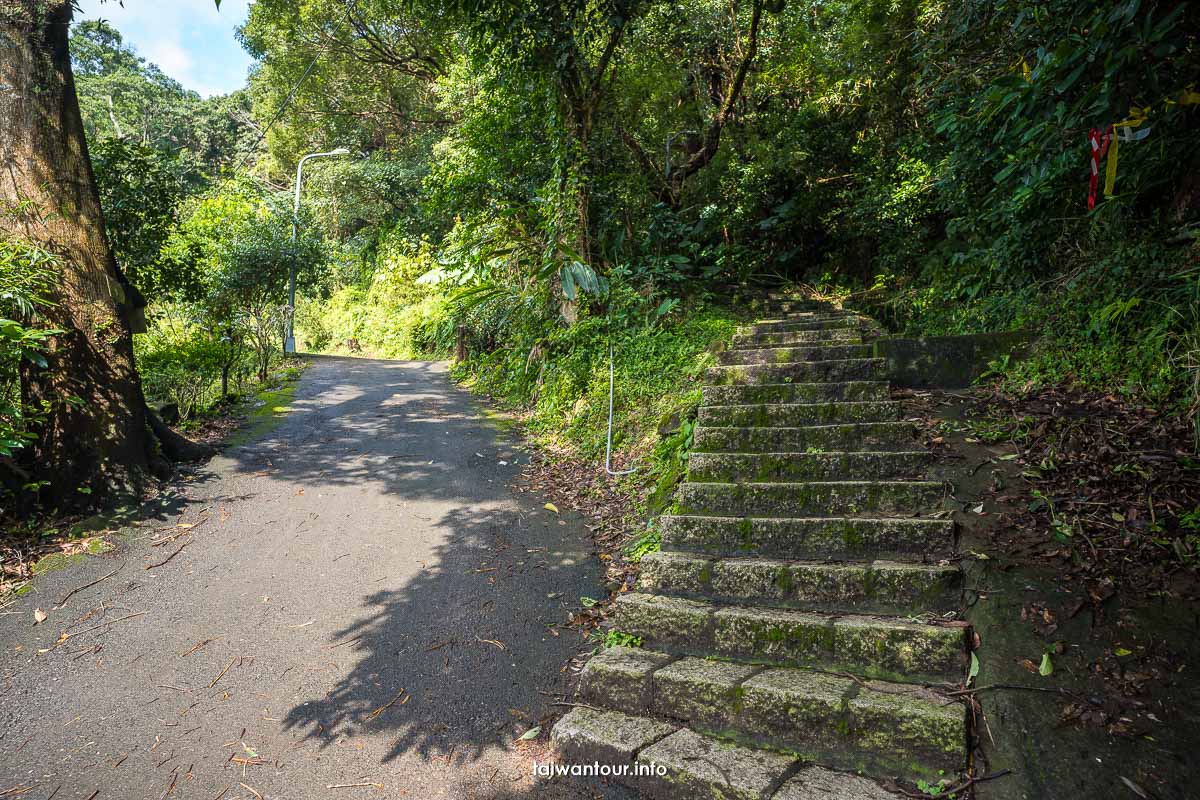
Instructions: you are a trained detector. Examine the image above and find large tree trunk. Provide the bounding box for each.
[0,2,202,506]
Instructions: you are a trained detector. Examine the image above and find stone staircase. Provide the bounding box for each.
[552,297,970,799]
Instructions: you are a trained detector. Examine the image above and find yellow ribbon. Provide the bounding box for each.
[1104,90,1198,197]
[1172,88,1200,105]
[1104,107,1149,198]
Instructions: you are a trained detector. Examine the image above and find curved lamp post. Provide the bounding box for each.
[285,147,351,354]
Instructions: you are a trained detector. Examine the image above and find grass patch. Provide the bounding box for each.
[31,537,113,576]
[225,367,305,448]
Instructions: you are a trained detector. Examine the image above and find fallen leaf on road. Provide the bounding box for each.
[544,503,558,513]
[518,726,541,740]
[33,608,47,625]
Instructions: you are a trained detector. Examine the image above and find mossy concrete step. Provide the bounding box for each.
[693,422,916,453]
[579,648,965,781]
[767,300,840,314]
[614,593,966,682]
[743,317,871,334]
[699,401,901,428]
[706,359,885,386]
[675,480,944,518]
[638,551,961,614]
[718,344,875,366]
[659,515,956,560]
[733,329,864,347]
[767,291,831,304]
[552,707,901,799]
[687,451,929,483]
[702,382,889,406]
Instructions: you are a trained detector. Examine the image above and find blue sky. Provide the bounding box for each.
[75,0,255,97]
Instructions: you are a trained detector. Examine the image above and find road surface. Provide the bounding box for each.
[0,357,618,800]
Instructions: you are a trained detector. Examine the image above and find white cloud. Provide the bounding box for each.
[143,39,194,79]
[74,0,255,97]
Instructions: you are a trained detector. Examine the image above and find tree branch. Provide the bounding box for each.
[667,0,764,202]
[615,123,671,202]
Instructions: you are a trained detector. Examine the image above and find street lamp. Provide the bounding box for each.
[285,147,352,354]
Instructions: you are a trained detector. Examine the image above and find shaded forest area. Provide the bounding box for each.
[1,2,1198,575]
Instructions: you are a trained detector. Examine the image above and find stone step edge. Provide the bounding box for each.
[702,380,890,393]
[657,515,957,560]
[740,317,872,330]
[751,313,864,322]
[728,338,867,351]
[705,360,886,387]
[695,422,913,432]
[709,357,883,370]
[704,381,890,391]
[638,550,961,615]
[578,647,965,780]
[615,592,968,683]
[698,401,902,424]
[674,480,947,519]
[719,345,876,363]
[675,479,947,509]
[687,449,929,463]
[551,707,905,799]
[701,400,901,410]
[692,422,918,447]
[686,450,929,461]
[685,452,932,484]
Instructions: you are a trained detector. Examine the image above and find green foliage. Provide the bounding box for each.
[458,280,738,488]
[297,236,453,358]
[916,776,954,797]
[92,0,1200,466]
[135,312,237,420]
[157,180,328,381]
[602,630,643,649]
[623,527,662,563]
[90,138,184,298]
[0,214,60,463]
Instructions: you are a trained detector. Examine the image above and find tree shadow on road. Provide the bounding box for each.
[215,356,610,771]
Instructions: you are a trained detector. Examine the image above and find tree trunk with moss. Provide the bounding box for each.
[0,1,206,507]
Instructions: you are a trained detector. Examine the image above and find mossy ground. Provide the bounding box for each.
[30,537,114,576]
[225,374,302,448]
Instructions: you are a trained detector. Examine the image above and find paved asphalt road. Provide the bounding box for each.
[0,356,625,800]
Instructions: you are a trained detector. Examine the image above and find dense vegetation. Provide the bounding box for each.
[1,0,1198,513]
[241,0,1200,480]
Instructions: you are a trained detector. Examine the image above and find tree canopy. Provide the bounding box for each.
[2,0,1198,510]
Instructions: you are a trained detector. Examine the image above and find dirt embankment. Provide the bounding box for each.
[904,387,1200,800]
